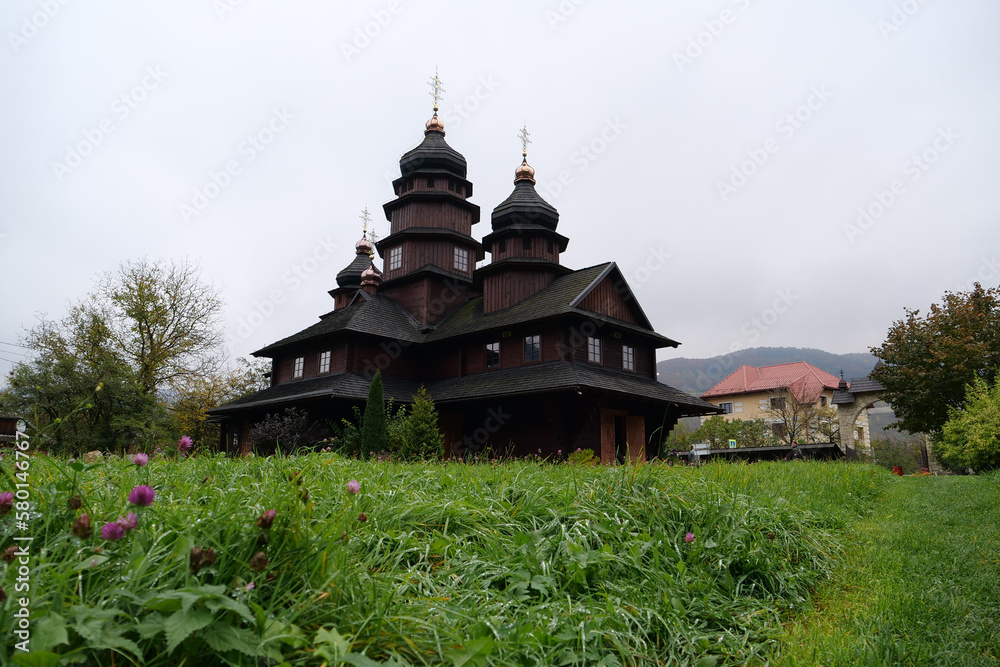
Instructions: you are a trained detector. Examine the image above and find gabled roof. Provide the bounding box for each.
[832,376,886,405]
[701,362,841,404]
[426,262,677,346]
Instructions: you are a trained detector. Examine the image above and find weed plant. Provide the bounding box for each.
[0,455,886,666]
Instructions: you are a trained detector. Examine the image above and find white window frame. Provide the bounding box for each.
[293,356,304,378]
[622,344,635,371]
[485,341,500,368]
[587,336,602,364]
[319,350,331,374]
[454,247,469,273]
[389,246,402,271]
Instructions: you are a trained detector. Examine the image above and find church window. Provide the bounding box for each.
[426,178,435,187]
[319,350,331,374]
[622,344,635,371]
[548,240,554,254]
[524,335,540,362]
[486,342,500,368]
[523,237,531,251]
[587,337,602,364]
[499,239,507,254]
[293,356,304,378]
[454,247,469,272]
[389,247,402,271]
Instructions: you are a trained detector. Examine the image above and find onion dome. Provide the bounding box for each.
[361,263,381,286]
[336,234,376,288]
[491,159,559,232]
[399,113,468,179]
[514,158,535,184]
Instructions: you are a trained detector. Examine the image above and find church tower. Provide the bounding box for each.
[328,210,380,309]
[375,73,483,325]
[480,126,570,313]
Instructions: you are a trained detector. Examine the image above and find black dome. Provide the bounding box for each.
[491,180,559,231]
[336,254,373,288]
[399,130,468,179]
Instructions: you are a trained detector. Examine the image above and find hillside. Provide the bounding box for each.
[658,347,878,397]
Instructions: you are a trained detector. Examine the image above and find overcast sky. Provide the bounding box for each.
[2,0,999,384]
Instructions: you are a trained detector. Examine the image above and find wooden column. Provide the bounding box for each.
[626,416,646,463]
[599,409,616,464]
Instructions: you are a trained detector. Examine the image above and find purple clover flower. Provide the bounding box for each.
[128,485,155,507]
[684,532,695,543]
[178,435,193,455]
[347,480,360,495]
[133,452,149,466]
[116,512,139,532]
[101,522,125,541]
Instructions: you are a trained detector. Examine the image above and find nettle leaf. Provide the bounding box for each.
[203,621,262,657]
[339,654,388,667]
[30,614,69,652]
[446,636,494,667]
[12,652,62,667]
[136,612,166,639]
[204,594,255,623]
[164,608,214,654]
[314,627,352,660]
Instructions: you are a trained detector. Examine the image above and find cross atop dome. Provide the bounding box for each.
[518,123,531,158]
[428,69,445,113]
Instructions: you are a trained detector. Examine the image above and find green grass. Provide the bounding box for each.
[774,473,1000,666]
[1,455,889,666]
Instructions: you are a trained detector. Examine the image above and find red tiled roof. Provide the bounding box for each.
[701,362,842,404]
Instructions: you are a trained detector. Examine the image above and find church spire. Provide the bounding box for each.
[514,123,536,184]
[425,69,446,135]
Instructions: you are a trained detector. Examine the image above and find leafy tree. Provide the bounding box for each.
[360,370,388,453]
[171,358,270,447]
[871,284,1000,435]
[0,258,231,454]
[871,436,925,474]
[399,386,444,460]
[697,416,740,448]
[91,258,226,394]
[935,377,1000,472]
[735,419,781,448]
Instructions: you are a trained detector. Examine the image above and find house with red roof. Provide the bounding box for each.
[700,362,871,452]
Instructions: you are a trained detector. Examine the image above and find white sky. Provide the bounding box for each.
[2,1,999,382]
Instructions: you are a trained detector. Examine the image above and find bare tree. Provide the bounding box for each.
[762,389,839,446]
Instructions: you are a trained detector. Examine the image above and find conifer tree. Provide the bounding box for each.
[401,385,444,460]
[360,370,388,454]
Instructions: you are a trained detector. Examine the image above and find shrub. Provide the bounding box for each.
[398,386,443,460]
[249,407,312,454]
[936,377,1000,472]
[567,448,596,465]
[360,370,388,454]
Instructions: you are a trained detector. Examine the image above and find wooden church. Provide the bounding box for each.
[210,83,720,462]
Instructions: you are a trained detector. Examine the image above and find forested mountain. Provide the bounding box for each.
[658,347,878,397]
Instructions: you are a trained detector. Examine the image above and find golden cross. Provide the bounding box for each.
[359,207,371,238]
[518,123,531,158]
[428,69,445,113]
[368,229,378,261]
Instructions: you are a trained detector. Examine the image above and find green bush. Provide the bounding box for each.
[567,448,596,465]
[936,377,1000,471]
[360,370,388,454]
[398,386,444,460]
[871,437,925,474]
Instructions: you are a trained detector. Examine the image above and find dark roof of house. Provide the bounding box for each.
[427,361,721,413]
[425,262,676,345]
[255,262,677,358]
[210,362,721,416]
[832,376,887,405]
[208,372,421,414]
[253,293,424,355]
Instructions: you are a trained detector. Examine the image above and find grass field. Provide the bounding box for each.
[774,473,1000,666]
[0,455,995,665]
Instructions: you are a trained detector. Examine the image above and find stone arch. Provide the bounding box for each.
[837,391,881,458]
